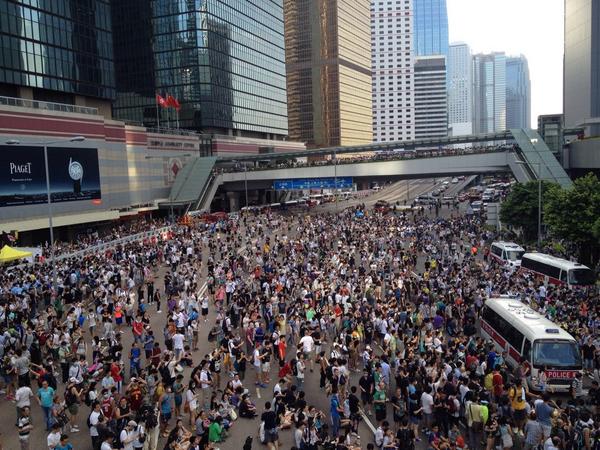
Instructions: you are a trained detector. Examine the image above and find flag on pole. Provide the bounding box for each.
[156,93,167,108]
[166,95,180,111]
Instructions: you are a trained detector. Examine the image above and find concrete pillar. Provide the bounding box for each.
[259,189,267,205]
[227,191,240,212]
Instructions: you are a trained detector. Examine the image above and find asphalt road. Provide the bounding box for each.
[5,177,478,450]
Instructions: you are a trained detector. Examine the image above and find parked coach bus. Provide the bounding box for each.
[481,298,582,392]
[520,252,595,288]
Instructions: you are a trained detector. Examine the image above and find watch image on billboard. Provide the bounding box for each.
[0,146,101,207]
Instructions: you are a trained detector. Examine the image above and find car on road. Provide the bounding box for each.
[442,195,454,202]
[470,200,483,213]
[374,200,391,213]
[458,193,469,202]
[451,177,459,184]
[458,175,466,180]
[415,195,437,205]
[431,189,441,197]
[442,180,449,186]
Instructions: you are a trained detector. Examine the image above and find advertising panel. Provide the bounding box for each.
[0,146,101,207]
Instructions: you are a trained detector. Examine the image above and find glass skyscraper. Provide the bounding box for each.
[472,52,506,134]
[0,0,115,102]
[506,56,531,129]
[413,0,449,57]
[112,0,288,138]
[285,0,372,148]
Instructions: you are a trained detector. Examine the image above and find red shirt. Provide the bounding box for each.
[132,321,144,336]
[110,362,123,382]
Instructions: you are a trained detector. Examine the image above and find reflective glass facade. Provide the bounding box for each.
[112,0,288,137]
[473,53,506,134]
[0,0,115,100]
[285,0,372,148]
[506,56,531,129]
[414,0,448,57]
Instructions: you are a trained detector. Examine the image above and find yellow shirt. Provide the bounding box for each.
[509,386,527,410]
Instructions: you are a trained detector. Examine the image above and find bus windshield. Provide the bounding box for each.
[533,340,582,368]
[506,250,525,261]
[569,268,596,286]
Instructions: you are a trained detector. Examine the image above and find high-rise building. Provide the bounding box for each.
[564,0,600,136]
[0,0,115,115]
[285,0,372,148]
[414,55,447,139]
[447,43,472,136]
[413,0,449,57]
[112,0,289,139]
[472,52,506,134]
[506,56,531,129]
[371,0,414,142]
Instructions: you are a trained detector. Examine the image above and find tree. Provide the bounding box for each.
[500,180,559,242]
[544,172,600,265]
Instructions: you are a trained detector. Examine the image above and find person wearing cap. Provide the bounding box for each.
[119,420,139,450]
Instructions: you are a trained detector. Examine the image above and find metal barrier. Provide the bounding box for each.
[53,226,174,261]
[0,95,98,115]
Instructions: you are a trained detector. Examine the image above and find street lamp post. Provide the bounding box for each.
[333,150,338,213]
[6,136,86,295]
[516,160,542,248]
[244,163,248,209]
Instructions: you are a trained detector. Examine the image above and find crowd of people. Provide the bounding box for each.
[0,189,598,450]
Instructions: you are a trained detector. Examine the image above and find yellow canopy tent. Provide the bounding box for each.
[0,245,32,263]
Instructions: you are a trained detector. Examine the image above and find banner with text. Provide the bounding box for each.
[273,177,353,190]
[0,146,101,207]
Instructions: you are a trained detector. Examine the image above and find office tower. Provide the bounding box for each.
[285,0,372,148]
[506,56,531,129]
[414,55,447,139]
[448,43,472,136]
[371,0,414,142]
[0,0,115,115]
[112,0,288,138]
[413,0,449,57]
[472,52,506,134]
[564,0,600,136]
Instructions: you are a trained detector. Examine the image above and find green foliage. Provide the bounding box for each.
[544,173,600,263]
[499,181,560,242]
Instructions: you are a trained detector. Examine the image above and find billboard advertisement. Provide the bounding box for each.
[0,146,101,207]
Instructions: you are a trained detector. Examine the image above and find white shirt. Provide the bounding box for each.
[101,443,114,450]
[299,335,314,353]
[120,428,137,450]
[421,392,434,414]
[90,410,102,436]
[172,333,185,350]
[47,431,61,449]
[15,386,34,408]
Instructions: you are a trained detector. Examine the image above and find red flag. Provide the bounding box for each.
[166,95,180,110]
[156,93,167,108]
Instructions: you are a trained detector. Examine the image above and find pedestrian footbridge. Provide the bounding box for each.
[163,129,573,212]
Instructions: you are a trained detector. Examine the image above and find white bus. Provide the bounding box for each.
[490,242,525,267]
[481,298,582,392]
[520,252,596,288]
